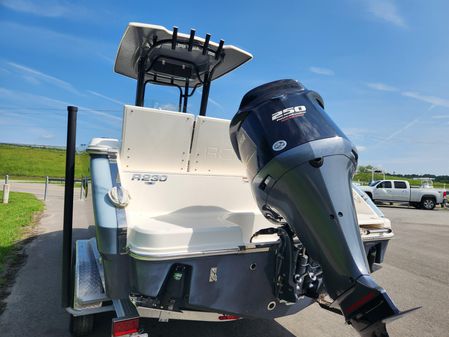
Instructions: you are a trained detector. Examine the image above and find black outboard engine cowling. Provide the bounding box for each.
[230,79,412,337]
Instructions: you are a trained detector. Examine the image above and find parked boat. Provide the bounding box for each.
[67,23,414,337]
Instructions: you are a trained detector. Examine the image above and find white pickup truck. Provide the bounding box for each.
[360,180,445,210]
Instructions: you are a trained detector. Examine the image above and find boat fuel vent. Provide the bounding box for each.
[108,186,131,208]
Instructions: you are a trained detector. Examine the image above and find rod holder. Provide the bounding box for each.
[188,29,196,51]
[215,39,224,60]
[202,34,211,55]
[172,26,178,49]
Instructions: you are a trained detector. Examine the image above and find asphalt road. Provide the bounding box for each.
[0,183,448,337]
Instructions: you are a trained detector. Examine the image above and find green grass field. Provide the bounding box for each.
[0,144,89,180]
[0,191,44,276]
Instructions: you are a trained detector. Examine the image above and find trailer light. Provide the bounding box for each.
[344,291,376,315]
[218,314,240,320]
[112,317,139,336]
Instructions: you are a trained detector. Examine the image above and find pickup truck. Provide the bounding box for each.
[360,179,445,210]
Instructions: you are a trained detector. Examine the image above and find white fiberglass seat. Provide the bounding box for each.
[119,106,277,259]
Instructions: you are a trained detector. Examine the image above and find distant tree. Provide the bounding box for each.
[358,165,373,173]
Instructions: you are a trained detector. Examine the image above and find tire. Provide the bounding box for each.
[421,197,436,210]
[367,248,377,273]
[70,314,94,337]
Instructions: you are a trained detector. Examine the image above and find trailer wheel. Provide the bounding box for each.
[421,197,436,210]
[70,314,94,336]
[367,248,376,272]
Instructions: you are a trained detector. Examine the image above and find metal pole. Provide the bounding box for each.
[2,183,9,204]
[135,58,146,107]
[183,80,189,113]
[62,106,77,308]
[199,72,210,116]
[5,174,8,184]
[44,176,49,201]
[79,178,83,200]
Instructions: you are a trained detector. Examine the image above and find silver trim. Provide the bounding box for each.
[73,239,109,310]
[66,305,114,317]
[108,153,129,255]
[113,298,139,318]
[108,155,127,229]
[361,234,394,242]
[129,246,272,261]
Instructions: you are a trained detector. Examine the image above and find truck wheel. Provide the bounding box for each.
[421,198,436,210]
[70,314,94,336]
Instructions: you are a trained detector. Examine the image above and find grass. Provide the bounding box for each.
[0,190,44,276]
[0,144,89,180]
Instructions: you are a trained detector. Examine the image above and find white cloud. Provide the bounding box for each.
[363,81,449,110]
[432,115,449,119]
[158,103,179,111]
[0,87,121,124]
[383,117,420,142]
[402,91,449,108]
[96,53,115,65]
[366,82,398,92]
[197,89,226,113]
[87,90,125,106]
[208,97,225,112]
[79,106,121,123]
[0,22,115,65]
[1,0,88,18]
[356,145,367,152]
[373,105,435,147]
[7,62,81,95]
[309,66,335,76]
[0,67,11,74]
[22,75,41,85]
[366,0,407,28]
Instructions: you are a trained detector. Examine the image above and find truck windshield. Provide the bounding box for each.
[369,180,380,187]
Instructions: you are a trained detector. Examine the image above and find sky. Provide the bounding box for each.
[0,0,448,175]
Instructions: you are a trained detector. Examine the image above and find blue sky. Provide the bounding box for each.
[0,0,448,175]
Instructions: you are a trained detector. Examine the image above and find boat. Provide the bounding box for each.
[67,22,414,337]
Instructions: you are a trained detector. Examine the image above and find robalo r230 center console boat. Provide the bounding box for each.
[67,23,417,337]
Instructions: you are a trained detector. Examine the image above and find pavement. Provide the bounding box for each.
[0,182,94,337]
[0,182,448,337]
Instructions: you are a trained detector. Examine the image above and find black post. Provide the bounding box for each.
[171,26,178,50]
[135,58,146,107]
[61,106,77,308]
[183,80,189,113]
[188,29,196,51]
[199,72,210,116]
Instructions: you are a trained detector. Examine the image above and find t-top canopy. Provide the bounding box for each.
[114,23,253,88]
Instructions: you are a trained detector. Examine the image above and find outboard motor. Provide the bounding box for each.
[230,79,412,336]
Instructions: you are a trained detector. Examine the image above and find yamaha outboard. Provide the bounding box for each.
[230,79,413,336]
